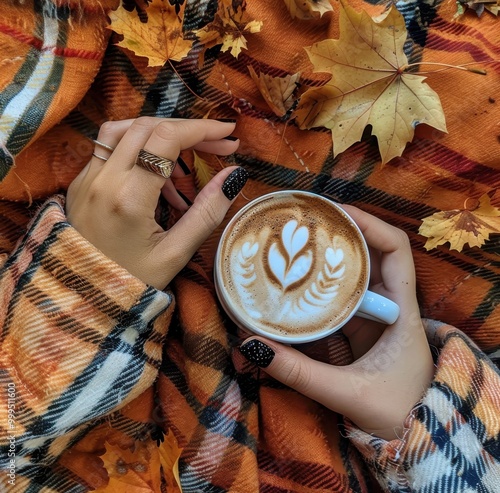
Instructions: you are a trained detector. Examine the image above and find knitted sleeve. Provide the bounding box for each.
[0,196,173,488]
[346,319,500,492]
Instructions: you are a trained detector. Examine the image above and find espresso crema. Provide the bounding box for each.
[217,192,369,338]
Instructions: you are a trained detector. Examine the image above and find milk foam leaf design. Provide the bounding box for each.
[269,220,313,290]
[234,241,259,286]
[294,245,345,315]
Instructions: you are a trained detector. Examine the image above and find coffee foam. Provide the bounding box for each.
[218,193,368,338]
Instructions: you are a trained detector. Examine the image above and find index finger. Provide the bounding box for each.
[340,204,416,294]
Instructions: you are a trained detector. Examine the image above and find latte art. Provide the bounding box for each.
[217,193,369,338]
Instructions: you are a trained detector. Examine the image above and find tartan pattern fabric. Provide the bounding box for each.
[347,320,500,493]
[0,196,174,492]
[0,0,499,492]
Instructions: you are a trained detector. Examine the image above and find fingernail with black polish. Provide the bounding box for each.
[216,118,237,123]
[223,135,239,141]
[239,339,275,368]
[221,167,248,200]
[176,156,191,175]
[177,190,193,207]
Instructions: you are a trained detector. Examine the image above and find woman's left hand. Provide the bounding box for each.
[66,117,245,290]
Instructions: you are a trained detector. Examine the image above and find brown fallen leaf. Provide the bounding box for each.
[248,66,301,117]
[283,0,333,20]
[108,0,193,67]
[294,1,447,164]
[419,193,500,251]
[194,0,263,63]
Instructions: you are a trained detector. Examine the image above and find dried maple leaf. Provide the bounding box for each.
[419,193,500,251]
[294,1,447,164]
[248,66,301,117]
[108,0,193,67]
[194,0,263,62]
[283,0,333,20]
[91,440,161,492]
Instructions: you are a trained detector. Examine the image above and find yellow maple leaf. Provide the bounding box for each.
[108,0,193,67]
[419,193,500,251]
[282,0,333,20]
[248,66,301,117]
[91,440,161,493]
[294,1,447,164]
[193,150,216,190]
[195,0,263,62]
[159,429,183,492]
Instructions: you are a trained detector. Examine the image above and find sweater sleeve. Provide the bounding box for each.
[0,196,174,482]
[345,319,500,492]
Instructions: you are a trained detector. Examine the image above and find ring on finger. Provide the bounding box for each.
[135,149,176,179]
[92,139,115,152]
[92,152,109,161]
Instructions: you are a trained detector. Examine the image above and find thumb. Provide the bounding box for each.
[153,166,248,284]
[239,337,347,411]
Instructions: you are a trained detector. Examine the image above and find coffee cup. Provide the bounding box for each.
[214,191,399,344]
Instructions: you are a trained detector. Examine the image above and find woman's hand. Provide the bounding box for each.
[67,117,247,290]
[239,206,435,441]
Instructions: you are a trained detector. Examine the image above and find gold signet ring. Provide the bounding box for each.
[135,149,176,179]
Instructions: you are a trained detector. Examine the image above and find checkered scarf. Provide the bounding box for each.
[0,0,499,491]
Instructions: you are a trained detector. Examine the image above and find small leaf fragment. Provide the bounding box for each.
[282,0,333,20]
[193,151,216,190]
[248,66,301,117]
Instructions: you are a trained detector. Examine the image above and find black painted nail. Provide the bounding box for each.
[216,118,237,123]
[221,167,248,200]
[176,156,191,175]
[177,189,193,207]
[239,339,275,368]
[223,135,239,141]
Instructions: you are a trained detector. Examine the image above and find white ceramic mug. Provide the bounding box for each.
[214,191,400,343]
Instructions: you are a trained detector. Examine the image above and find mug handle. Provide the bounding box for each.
[355,290,400,325]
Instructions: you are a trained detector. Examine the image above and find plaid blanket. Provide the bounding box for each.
[0,0,499,491]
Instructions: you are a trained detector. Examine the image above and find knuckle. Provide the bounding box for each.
[279,358,311,393]
[154,121,179,143]
[394,228,410,249]
[133,116,158,130]
[191,196,223,234]
[98,121,119,139]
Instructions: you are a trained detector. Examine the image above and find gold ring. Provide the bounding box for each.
[92,139,115,152]
[135,149,176,179]
[92,152,108,161]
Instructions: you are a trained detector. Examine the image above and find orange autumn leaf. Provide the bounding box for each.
[158,430,183,492]
[194,0,263,62]
[248,66,301,117]
[283,0,333,20]
[193,150,216,190]
[108,0,193,67]
[419,193,500,251]
[91,440,161,493]
[294,1,447,164]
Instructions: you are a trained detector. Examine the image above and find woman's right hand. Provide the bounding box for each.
[239,206,435,441]
[67,117,247,290]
